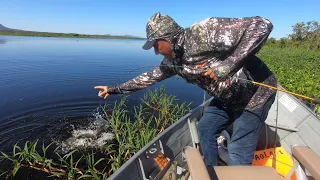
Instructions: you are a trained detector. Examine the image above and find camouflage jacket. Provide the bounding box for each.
[108,16,277,111]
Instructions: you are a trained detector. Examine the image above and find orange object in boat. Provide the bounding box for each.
[153,153,168,169]
[252,147,296,180]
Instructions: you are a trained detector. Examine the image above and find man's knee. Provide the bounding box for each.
[197,111,229,138]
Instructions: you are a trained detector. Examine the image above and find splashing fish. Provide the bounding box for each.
[60,113,114,153]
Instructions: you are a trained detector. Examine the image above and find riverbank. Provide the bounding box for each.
[0,31,145,40]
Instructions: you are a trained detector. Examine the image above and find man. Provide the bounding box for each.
[94,12,277,166]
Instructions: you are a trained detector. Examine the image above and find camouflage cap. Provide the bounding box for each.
[142,12,183,50]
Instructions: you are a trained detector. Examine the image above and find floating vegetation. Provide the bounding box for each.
[257,46,320,113]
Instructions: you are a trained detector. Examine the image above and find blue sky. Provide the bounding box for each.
[0,0,319,39]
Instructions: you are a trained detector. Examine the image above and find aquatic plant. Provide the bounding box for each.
[0,140,108,179]
[0,86,192,179]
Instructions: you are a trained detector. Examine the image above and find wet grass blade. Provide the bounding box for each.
[48,172,66,178]
[94,158,105,167]
[13,143,21,157]
[1,151,15,162]
[12,165,20,177]
[0,170,8,177]
[89,169,100,179]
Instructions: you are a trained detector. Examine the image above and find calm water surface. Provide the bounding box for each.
[0,35,206,153]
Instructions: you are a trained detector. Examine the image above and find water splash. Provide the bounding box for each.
[59,108,114,153]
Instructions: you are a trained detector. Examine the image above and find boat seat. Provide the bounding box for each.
[183,146,282,180]
[213,166,282,180]
[293,146,320,180]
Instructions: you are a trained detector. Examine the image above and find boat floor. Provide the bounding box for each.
[264,91,320,156]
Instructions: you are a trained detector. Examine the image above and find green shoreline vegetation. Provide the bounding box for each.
[0,30,146,40]
[257,20,320,113]
[0,21,319,179]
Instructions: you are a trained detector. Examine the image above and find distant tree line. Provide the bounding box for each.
[0,30,145,40]
[266,21,320,50]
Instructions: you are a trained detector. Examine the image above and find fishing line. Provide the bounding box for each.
[236,77,320,105]
[272,90,279,169]
[113,65,319,105]
[110,64,319,107]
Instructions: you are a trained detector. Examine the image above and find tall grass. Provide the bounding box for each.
[0,86,192,179]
